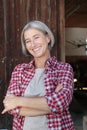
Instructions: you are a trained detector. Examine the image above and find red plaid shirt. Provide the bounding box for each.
[7,56,74,130]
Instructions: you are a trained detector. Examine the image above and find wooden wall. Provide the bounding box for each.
[0,0,65,128]
[0,0,65,87]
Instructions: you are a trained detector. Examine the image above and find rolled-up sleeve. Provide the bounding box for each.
[45,63,74,114]
[7,64,22,117]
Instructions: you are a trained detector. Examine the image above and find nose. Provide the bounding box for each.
[31,40,35,47]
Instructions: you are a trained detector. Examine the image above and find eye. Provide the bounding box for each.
[25,40,31,44]
[34,36,40,39]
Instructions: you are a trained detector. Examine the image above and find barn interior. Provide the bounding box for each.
[0,0,87,130]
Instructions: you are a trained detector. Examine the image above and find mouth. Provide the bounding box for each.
[33,46,41,53]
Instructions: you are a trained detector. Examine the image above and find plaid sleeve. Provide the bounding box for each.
[45,63,74,114]
[6,64,22,117]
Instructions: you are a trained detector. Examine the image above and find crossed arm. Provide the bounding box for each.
[2,84,63,116]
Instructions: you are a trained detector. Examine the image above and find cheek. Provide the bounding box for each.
[26,44,30,49]
[44,40,49,48]
[25,45,31,53]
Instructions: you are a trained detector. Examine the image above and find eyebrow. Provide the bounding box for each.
[24,34,40,42]
[33,34,40,37]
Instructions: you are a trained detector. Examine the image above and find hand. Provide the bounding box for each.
[55,84,63,92]
[2,94,18,114]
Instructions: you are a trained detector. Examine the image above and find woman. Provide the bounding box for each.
[2,20,74,130]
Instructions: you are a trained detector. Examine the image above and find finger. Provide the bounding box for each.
[6,93,13,96]
[5,94,12,97]
[55,84,63,92]
[3,94,13,102]
[1,109,8,114]
[3,95,9,101]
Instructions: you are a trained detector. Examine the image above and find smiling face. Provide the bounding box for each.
[24,28,51,58]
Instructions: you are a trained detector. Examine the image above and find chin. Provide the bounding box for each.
[34,54,44,58]
[34,55,42,58]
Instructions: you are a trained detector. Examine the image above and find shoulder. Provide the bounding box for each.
[57,61,72,68]
[49,57,72,69]
[51,57,73,73]
[50,56,73,70]
[55,62,73,78]
[57,61,73,71]
[13,63,29,71]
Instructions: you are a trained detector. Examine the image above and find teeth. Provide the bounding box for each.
[33,47,41,52]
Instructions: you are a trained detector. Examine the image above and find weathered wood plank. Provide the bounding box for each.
[56,0,65,61]
[1,0,65,86]
[0,0,65,128]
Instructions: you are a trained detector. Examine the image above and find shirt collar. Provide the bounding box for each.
[27,56,57,69]
[46,56,57,68]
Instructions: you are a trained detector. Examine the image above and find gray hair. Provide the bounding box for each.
[21,20,55,56]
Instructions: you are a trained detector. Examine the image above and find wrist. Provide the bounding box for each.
[15,96,22,107]
[17,96,25,107]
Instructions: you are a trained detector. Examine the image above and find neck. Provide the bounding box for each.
[34,51,51,68]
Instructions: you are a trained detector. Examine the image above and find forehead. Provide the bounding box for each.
[24,28,44,35]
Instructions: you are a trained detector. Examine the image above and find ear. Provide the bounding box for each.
[46,34,51,44]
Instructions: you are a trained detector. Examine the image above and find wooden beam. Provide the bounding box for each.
[66,14,87,27]
[57,0,65,61]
